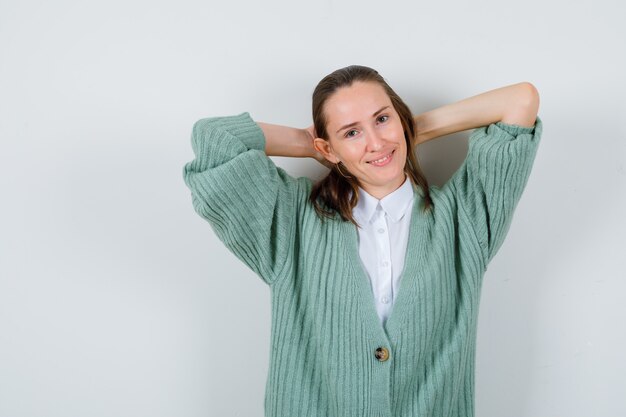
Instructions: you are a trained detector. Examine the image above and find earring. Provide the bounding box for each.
[335,161,353,179]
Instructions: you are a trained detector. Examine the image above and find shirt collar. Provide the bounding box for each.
[353,175,415,226]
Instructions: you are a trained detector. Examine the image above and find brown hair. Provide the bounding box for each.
[308,65,433,226]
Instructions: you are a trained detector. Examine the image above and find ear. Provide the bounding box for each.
[313,137,340,164]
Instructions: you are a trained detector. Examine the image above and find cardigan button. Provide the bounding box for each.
[374,347,389,362]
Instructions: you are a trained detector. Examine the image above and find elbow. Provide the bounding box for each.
[502,82,540,127]
[520,82,540,111]
[519,82,540,119]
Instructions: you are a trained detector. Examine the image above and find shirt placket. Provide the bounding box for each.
[373,205,393,322]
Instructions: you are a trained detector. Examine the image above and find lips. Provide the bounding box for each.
[367,150,395,164]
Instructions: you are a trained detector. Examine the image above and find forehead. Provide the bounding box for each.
[325,81,391,126]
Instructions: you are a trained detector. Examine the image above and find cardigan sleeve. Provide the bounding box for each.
[182,111,299,286]
[442,116,543,267]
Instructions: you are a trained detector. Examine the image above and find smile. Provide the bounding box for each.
[367,150,395,166]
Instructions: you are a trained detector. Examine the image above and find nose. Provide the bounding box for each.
[365,127,384,152]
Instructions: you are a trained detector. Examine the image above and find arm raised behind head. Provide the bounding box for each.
[413,82,540,144]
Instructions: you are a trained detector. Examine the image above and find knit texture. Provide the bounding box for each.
[182,111,543,417]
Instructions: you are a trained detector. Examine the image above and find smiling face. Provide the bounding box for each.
[313,80,408,200]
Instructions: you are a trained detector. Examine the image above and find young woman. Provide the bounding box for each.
[183,65,542,417]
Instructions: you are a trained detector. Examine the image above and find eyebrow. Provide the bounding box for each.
[335,105,391,134]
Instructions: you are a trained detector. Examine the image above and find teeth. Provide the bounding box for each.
[370,152,392,164]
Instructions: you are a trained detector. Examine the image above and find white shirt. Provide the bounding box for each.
[352,175,415,327]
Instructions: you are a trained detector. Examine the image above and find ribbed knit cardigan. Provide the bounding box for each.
[182,111,543,417]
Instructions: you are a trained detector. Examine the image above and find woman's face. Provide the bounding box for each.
[314,80,408,200]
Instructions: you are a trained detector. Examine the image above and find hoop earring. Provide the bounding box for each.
[335,161,353,179]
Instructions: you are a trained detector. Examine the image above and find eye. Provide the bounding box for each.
[345,129,358,138]
[343,115,389,138]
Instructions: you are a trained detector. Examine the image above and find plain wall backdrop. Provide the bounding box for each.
[1,0,625,416]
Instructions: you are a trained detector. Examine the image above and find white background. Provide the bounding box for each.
[1,0,625,416]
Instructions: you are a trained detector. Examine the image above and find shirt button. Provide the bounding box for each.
[377,228,385,234]
[382,261,389,267]
[374,347,390,362]
[381,296,389,304]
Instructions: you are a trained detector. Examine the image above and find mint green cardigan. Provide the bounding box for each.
[183,111,542,417]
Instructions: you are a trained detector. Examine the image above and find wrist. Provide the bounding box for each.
[299,128,317,158]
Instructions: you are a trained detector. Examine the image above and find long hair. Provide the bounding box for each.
[309,65,433,226]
